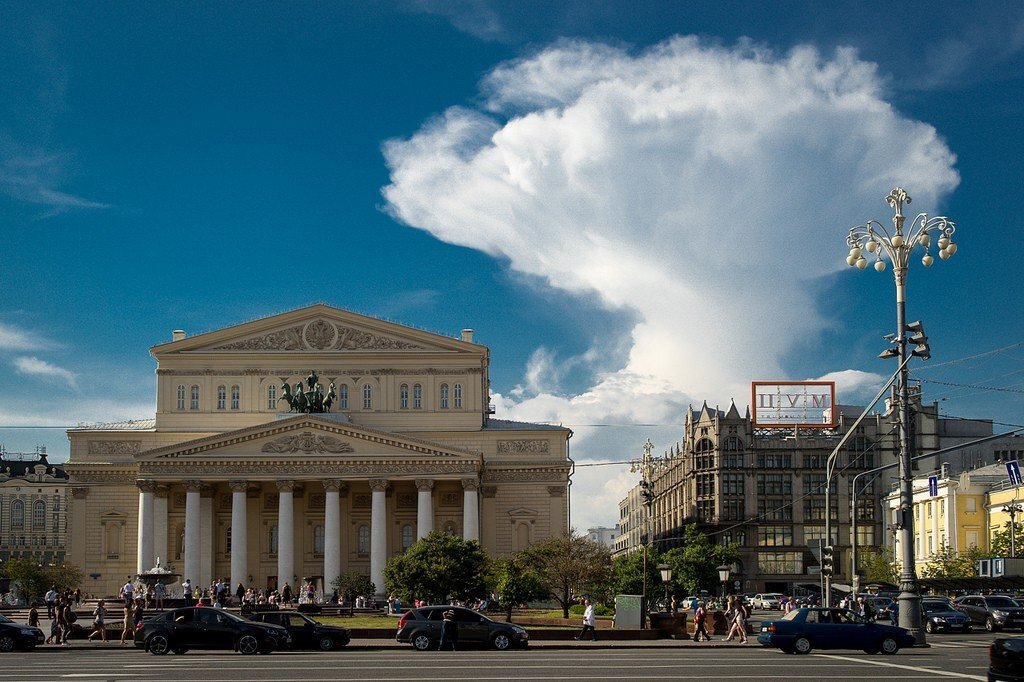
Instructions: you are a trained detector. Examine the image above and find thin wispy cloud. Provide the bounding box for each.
[0,152,109,216]
[383,37,959,449]
[0,322,55,352]
[13,356,78,389]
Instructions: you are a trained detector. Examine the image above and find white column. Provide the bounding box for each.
[199,491,213,588]
[136,480,156,574]
[415,479,434,539]
[369,479,388,596]
[153,487,168,567]
[183,480,202,587]
[230,481,248,595]
[323,480,342,589]
[462,478,479,542]
[277,481,295,593]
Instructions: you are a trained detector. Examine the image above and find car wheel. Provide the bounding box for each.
[880,637,899,655]
[0,635,15,652]
[793,636,812,655]
[925,621,935,634]
[147,634,170,656]
[172,647,188,655]
[986,617,1000,632]
[318,635,336,651]
[492,633,511,651]
[412,633,433,651]
[237,634,260,655]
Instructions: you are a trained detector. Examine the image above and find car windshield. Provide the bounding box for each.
[923,601,949,613]
[988,597,1017,608]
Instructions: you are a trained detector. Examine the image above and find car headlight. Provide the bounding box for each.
[933,617,946,623]
[994,610,1009,618]
[511,626,527,635]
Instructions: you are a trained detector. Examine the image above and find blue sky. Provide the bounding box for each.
[1,1,1023,530]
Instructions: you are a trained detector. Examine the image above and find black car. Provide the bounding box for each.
[135,606,291,655]
[248,611,350,651]
[0,613,44,651]
[955,595,1024,632]
[923,598,970,634]
[396,605,529,651]
[990,636,1024,681]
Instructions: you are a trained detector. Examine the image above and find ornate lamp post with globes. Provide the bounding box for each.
[845,186,957,645]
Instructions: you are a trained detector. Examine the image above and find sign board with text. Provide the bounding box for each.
[751,381,837,428]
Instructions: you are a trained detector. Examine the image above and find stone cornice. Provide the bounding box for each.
[137,461,480,479]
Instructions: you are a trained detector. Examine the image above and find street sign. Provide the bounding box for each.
[733,580,741,589]
[1008,461,1023,486]
[928,475,938,497]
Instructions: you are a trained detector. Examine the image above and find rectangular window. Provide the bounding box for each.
[803,474,836,495]
[966,530,979,548]
[966,498,977,512]
[805,525,839,545]
[756,474,792,496]
[453,383,463,409]
[722,473,744,495]
[757,453,792,469]
[757,525,793,547]
[758,552,803,574]
[855,525,874,547]
[721,498,745,521]
[803,453,827,468]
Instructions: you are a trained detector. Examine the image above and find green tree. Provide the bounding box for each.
[524,530,612,618]
[661,525,740,596]
[990,521,1024,558]
[611,547,664,600]
[329,572,376,616]
[494,554,547,622]
[921,541,989,579]
[858,546,900,584]
[46,562,84,595]
[383,531,490,604]
[2,559,82,602]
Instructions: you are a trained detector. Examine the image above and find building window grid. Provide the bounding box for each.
[722,473,744,495]
[757,453,792,469]
[453,383,462,408]
[231,385,240,410]
[413,384,422,410]
[177,385,186,410]
[267,384,277,410]
[190,385,200,410]
[217,385,227,410]
[440,384,449,409]
[400,384,409,410]
[362,384,372,410]
[757,526,794,547]
[339,384,348,410]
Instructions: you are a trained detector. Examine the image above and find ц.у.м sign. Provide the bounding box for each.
[751,381,836,428]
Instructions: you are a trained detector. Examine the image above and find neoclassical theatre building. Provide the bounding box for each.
[64,305,570,598]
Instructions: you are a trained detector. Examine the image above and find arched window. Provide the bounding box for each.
[401,524,414,550]
[724,436,744,451]
[32,500,45,531]
[269,525,279,555]
[339,384,349,410]
[400,384,409,409]
[190,385,200,410]
[439,384,449,409]
[216,385,227,410]
[11,500,24,529]
[453,383,463,409]
[176,384,186,410]
[357,524,370,554]
[231,385,240,410]
[413,384,422,410]
[267,384,277,410]
[313,525,325,555]
[362,384,372,410]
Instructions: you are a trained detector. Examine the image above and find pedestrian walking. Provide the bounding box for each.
[575,598,597,641]
[692,600,710,642]
[45,586,57,620]
[889,597,899,626]
[281,582,292,604]
[27,605,40,629]
[119,577,134,608]
[438,609,458,651]
[182,578,193,603]
[725,598,749,643]
[88,599,108,642]
[58,599,73,645]
[119,604,132,645]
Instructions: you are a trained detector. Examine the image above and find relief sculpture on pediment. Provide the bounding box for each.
[212,319,426,352]
[260,432,355,454]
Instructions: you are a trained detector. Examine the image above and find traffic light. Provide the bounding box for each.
[640,479,654,506]
[821,545,834,577]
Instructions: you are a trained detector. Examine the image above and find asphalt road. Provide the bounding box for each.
[0,634,997,682]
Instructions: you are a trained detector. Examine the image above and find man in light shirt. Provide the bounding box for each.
[574,599,597,641]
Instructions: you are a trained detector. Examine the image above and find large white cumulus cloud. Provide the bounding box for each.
[382,36,959,435]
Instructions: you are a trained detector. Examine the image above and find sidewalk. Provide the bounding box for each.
[28,638,760,651]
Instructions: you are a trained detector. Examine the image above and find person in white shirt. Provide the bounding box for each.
[119,579,134,608]
[575,599,597,641]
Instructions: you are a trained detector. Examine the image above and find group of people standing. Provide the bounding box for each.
[691,596,750,643]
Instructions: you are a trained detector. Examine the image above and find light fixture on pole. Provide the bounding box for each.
[717,564,731,601]
[658,563,672,612]
[1003,504,1023,558]
[845,186,957,646]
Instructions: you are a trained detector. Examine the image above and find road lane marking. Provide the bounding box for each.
[814,654,986,680]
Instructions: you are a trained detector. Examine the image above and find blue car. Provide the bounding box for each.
[758,607,916,655]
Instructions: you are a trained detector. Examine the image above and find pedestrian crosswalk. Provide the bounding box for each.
[929,640,992,649]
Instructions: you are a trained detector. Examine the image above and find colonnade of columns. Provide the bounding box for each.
[136,476,480,595]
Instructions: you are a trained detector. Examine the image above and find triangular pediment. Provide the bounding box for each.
[136,415,480,462]
[152,304,482,355]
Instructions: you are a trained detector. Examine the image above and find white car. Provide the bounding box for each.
[753,593,784,609]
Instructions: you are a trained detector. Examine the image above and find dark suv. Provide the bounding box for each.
[136,606,291,655]
[396,605,528,651]
[248,611,350,650]
[954,595,1024,632]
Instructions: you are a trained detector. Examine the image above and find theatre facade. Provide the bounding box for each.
[64,305,570,598]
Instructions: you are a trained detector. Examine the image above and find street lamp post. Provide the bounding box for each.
[658,563,672,612]
[717,565,731,603]
[630,439,669,628]
[845,187,957,646]
[1003,504,1022,558]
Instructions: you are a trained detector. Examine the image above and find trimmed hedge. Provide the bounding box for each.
[568,604,612,616]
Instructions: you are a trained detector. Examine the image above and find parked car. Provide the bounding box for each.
[757,607,915,655]
[135,606,291,655]
[990,636,1024,682]
[753,593,785,610]
[396,605,528,651]
[922,598,970,634]
[954,595,1024,632]
[0,613,44,651]
[247,611,350,651]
